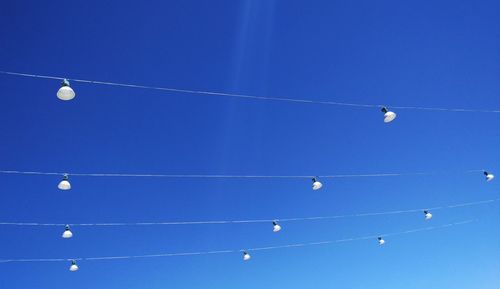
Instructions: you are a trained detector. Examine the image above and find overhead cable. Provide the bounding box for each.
[0,169,485,178]
[0,220,474,263]
[1,70,500,113]
[0,199,494,227]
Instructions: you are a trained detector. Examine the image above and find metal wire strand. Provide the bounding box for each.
[1,70,500,113]
[0,220,474,263]
[0,199,495,227]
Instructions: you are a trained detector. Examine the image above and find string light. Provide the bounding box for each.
[484,171,495,182]
[377,237,385,245]
[0,220,473,266]
[424,210,433,220]
[312,177,323,190]
[272,221,282,233]
[69,260,78,272]
[0,197,497,228]
[62,225,73,239]
[381,106,397,123]
[2,70,500,113]
[0,168,487,179]
[57,174,71,191]
[56,79,75,101]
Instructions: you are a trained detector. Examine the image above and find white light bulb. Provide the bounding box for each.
[424,211,433,220]
[378,237,385,245]
[312,177,323,191]
[272,221,281,233]
[57,79,75,101]
[381,107,397,123]
[62,225,73,239]
[58,174,71,190]
[384,111,397,123]
[243,252,251,261]
[69,261,79,272]
[484,171,495,182]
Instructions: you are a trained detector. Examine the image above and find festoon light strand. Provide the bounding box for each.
[0,168,490,179]
[2,70,500,113]
[0,220,474,265]
[0,168,493,192]
[0,197,496,227]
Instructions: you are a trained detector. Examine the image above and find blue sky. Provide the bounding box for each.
[1,0,500,288]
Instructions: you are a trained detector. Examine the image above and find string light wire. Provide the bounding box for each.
[2,70,500,113]
[0,198,496,227]
[0,168,486,178]
[0,220,474,263]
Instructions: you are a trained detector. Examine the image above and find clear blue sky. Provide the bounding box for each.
[1,1,500,288]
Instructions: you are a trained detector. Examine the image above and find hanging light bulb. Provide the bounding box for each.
[272,221,282,233]
[57,79,76,101]
[381,106,397,123]
[58,174,71,190]
[243,251,251,261]
[69,260,79,272]
[424,210,433,220]
[62,225,73,239]
[378,237,385,246]
[484,171,495,182]
[312,177,323,191]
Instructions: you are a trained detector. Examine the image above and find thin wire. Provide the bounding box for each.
[2,70,500,113]
[0,220,474,263]
[0,168,486,178]
[0,198,495,227]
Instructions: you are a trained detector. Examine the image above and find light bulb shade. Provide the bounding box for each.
[57,86,75,101]
[69,261,79,272]
[243,252,251,261]
[383,111,397,123]
[58,179,71,190]
[273,224,282,232]
[486,173,494,182]
[62,229,73,239]
[312,181,323,191]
